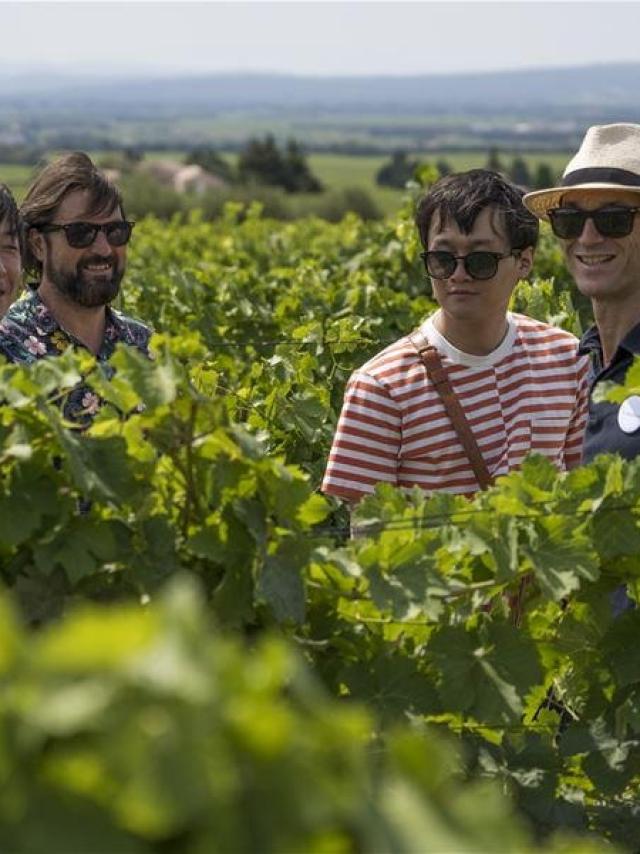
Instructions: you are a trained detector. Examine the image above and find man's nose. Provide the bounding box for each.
[577,215,603,244]
[448,257,470,282]
[90,228,112,254]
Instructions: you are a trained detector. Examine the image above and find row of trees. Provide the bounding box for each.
[187,135,324,193]
[377,149,557,190]
[486,147,556,189]
[96,140,381,222]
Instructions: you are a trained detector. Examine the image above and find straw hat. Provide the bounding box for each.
[523,123,640,220]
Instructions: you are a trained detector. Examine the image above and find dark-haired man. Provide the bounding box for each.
[0,152,150,422]
[323,169,590,502]
[0,184,23,316]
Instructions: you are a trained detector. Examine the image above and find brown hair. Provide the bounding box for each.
[20,151,124,276]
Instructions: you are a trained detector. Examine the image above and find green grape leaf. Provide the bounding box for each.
[591,504,640,559]
[601,611,640,687]
[341,653,440,724]
[522,515,599,599]
[256,538,308,624]
[430,623,542,724]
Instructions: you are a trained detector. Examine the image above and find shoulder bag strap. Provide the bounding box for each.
[408,332,494,491]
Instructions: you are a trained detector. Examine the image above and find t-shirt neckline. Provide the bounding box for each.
[419,311,517,368]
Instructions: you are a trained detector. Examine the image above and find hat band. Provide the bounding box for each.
[562,167,640,187]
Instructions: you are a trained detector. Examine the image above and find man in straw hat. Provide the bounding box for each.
[524,124,640,462]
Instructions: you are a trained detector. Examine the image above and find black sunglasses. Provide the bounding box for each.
[37,220,135,249]
[548,206,640,240]
[420,249,519,281]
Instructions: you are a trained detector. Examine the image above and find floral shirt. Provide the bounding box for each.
[0,289,152,426]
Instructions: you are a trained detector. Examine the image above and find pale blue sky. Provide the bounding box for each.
[1,1,638,77]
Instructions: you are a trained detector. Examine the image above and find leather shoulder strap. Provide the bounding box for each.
[408,332,493,491]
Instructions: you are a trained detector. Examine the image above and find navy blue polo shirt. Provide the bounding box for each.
[580,321,640,463]
[580,322,640,616]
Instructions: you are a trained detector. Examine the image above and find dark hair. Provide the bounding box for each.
[20,151,124,276]
[0,183,24,256]
[415,169,539,251]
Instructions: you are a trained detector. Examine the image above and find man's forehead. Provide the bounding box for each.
[430,205,506,240]
[55,188,120,222]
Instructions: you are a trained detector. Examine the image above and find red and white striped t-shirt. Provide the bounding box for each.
[322,312,591,501]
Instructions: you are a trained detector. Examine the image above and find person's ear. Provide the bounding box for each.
[516,246,534,278]
[28,227,45,263]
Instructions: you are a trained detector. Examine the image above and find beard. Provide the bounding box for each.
[45,253,124,308]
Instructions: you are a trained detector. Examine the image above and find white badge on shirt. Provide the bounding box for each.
[618,395,640,434]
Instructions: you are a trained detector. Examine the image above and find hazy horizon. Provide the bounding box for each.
[1,2,638,78]
[2,60,639,82]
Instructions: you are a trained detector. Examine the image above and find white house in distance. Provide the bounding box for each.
[142,160,227,194]
[103,159,228,195]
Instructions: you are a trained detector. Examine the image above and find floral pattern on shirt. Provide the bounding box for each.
[0,289,152,426]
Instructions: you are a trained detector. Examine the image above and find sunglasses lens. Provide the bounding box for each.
[549,207,637,239]
[63,221,133,248]
[423,251,501,280]
[548,210,585,239]
[65,223,98,248]
[105,222,133,246]
[593,209,635,238]
[424,251,456,278]
[465,252,498,280]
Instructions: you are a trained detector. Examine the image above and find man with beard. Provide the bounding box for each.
[0,152,150,422]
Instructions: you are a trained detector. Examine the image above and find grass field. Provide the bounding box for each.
[307,150,569,215]
[0,164,34,200]
[0,150,570,216]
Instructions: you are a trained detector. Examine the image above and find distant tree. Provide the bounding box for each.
[436,159,453,177]
[339,187,381,220]
[98,149,143,173]
[509,157,532,187]
[237,135,322,193]
[486,147,505,174]
[238,135,284,186]
[315,187,382,222]
[124,147,143,165]
[0,144,43,166]
[281,139,323,193]
[532,162,556,190]
[376,151,419,188]
[117,170,186,220]
[186,148,235,183]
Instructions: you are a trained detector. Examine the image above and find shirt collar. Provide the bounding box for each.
[579,320,640,358]
[620,321,640,354]
[28,287,123,348]
[420,311,517,368]
[578,324,601,357]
